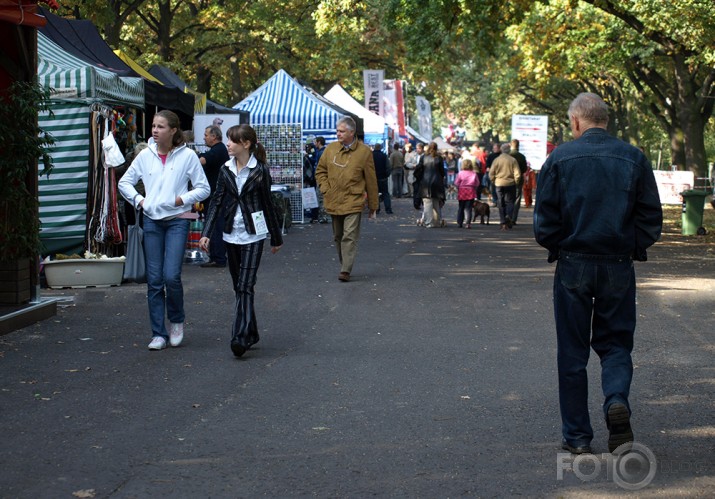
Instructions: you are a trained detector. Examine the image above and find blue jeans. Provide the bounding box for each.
[554,251,635,446]
[143,217,190,339]
[377,178,392,212]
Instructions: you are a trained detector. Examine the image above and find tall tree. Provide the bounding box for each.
[579,0,715,176]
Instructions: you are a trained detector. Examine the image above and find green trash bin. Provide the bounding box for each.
[680,189,708,235]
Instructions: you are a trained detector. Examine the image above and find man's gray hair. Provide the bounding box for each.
[568,92,609,125]
[337,116,356,132]
[500,143,511,154]
[205,125,223,141]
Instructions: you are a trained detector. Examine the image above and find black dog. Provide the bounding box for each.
[471,200,490,224]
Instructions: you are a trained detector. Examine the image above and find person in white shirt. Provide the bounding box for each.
[119,110,210,351]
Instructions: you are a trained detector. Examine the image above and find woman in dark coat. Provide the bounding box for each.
[414,141,446,227]
[199,124,283,357]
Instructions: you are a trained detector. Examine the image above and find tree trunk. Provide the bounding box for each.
[195,66,212,99]
[157,0,173,61]
[669,128,686,170]
[672,54,707,177]
[230,59,242,104]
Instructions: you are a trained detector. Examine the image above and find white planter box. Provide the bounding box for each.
[43,258,125,289]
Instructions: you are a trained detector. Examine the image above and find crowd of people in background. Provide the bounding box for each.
[327,136,537,231]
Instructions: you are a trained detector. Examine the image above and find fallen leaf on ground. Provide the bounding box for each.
[72,489,96,498]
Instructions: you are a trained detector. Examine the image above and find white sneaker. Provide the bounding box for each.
[169,322,184,347]
[148,336,167,350]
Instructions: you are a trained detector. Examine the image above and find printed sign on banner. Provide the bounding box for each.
[415,96,433,141]
[193,114,245,151]
[363,70,384,117]
[653,170,695,204]
[511,115,548,170]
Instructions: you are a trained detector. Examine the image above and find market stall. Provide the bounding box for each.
[37,32,144,256]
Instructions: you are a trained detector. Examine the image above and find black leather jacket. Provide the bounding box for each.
[201,160,283,248]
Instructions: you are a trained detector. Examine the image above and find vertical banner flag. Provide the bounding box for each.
[415,96,433,141]
[383,79,407,138]
[395,80,406,138]
[511,115,548,170]
[363,70,384,116]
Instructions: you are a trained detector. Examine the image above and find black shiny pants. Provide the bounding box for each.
[226,240,264,348]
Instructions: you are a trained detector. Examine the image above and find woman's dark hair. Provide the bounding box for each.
[226,124,267,164]
[426,141,439,157]
[154,110,184,147]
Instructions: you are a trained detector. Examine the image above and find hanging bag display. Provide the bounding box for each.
[102,128,126,167]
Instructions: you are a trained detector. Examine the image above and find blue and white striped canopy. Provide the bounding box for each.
[233,69,345,142]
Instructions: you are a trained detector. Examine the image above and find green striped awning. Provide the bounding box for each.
[38,32,144,108]
[38,103,90,255]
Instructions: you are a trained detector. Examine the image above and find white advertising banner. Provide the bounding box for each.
[193,114,246,150]
[383,79,407,137]
[511,114,549,170]
[415,96,433,141]
[653,170,695,205]
[363,70,384,117]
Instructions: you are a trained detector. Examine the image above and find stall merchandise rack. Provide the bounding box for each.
[255,124,304,224]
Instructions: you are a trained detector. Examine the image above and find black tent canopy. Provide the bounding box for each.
[148,64,249,120]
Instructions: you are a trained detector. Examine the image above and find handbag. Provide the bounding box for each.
[102,129,126,167]
[302,187,319,209]
[123,208,146,283]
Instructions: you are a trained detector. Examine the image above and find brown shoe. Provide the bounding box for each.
[338,272,351,282]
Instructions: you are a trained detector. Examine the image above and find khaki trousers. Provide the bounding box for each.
[331,212,362,274]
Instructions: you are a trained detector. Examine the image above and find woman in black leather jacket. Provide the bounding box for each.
[199,124,283,357]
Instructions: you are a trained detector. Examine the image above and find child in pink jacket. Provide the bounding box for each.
[454,158,480,228]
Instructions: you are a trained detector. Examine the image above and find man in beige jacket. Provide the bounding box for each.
[316,117,378,282]
[488,142,522,230]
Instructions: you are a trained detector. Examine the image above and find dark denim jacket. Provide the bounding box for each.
[201,161,283,248]
[534,128,662,262]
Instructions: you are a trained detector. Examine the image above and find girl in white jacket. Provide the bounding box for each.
[119,110,210,350]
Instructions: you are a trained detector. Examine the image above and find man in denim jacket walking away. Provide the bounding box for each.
[534,93,662,455]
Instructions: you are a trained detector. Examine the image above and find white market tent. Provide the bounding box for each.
[405,125,430,145]
[37,32,144,255]
[233,69,354,143]
[433,136,458,152]
[323,84,387,145]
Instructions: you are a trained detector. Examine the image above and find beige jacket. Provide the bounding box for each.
[316,140,379,215]
[489,153,522,187]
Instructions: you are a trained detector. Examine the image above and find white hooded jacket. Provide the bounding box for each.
[119,143,210,221]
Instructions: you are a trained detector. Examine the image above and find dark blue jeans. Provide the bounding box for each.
[377,178,392,212]
[554,251,635,446]
[496,185,516,224]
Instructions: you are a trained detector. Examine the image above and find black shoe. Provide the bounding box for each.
[230,340,246,357]
[561,440,592,455]
[386,210,394,214]
[607,403,633,453]
[201,261,226,268]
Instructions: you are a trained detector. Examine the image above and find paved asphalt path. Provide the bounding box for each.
[1,198,713,498]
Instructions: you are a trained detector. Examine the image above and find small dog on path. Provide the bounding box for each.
[471,200,490,224]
